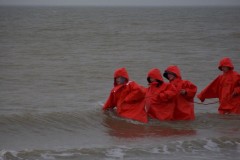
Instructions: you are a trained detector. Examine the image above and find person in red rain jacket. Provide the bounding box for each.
[197,57,240,114]
[103,67,148,123]
[145,68,177,121]
[163,65,197,120]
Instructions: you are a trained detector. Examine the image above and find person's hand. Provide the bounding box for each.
[197,94,205,102]
[180,89,187,95]
[232,91,238,97]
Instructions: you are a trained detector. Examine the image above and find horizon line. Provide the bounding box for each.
[1,4,240,7]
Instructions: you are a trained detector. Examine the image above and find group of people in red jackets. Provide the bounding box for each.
[102,57,240,123]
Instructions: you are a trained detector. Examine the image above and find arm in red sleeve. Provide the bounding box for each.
[124,82,145,103]
[233,87,240,95]
[233,75,240,96]
[102,91,115,111]
[159,83,177,101]
[197,76,220,102]
[183,81,197,99]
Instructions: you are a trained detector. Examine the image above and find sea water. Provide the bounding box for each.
[0,6,240,160]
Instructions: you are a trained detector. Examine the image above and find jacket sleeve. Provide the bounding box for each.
[197,76,220,102]
[124,82,145,103]
[102,90,115,110]
[233,74,240,95]
[159,83,177,101]
[233,87,240,95]
[183,81,197,99]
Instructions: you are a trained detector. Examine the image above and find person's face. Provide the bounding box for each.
[221,66,230,73]
[167,73,176,81]
[116,77,126,85]
[149,78,157,83]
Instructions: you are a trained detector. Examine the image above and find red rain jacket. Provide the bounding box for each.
[164,65,197,120]
[103,68,148,123]
[198,57,240,114]
[145,68,177,120]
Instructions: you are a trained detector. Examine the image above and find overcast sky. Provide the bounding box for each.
[0,0,240,6]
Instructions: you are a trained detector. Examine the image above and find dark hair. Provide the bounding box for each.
[147,77,162,87]
[156,80,163,87]
[163,71,176,80]
[147,77,151,83]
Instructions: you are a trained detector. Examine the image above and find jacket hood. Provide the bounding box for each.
[218,57,234,71]
[163,65,182,80]
[147,68,163,82]
[114,67,129,86]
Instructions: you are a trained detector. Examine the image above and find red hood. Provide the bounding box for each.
[113,67,129,86]
[147,68,163,82]
[218,57,234,71]
[163,65,182,80]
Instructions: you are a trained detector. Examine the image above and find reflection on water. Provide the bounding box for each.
[103,110,196,138]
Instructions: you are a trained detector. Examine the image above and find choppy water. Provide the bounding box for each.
[0,6,240,160]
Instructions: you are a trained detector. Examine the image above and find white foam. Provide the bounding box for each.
[105,148,125,159]
[41,153,56,160]
[204,139,220,152]
[162,145,171,154]
[0,150,19,160]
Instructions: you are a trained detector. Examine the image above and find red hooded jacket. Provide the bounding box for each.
[103,68,148,123]
[145,68,177,120]
[198,57,240,114]
[164,65,197,120]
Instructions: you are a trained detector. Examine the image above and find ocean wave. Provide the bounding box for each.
[1,137,240,160]
[0,106,104,135]
[0,108,240,135]
[1,109,240,159]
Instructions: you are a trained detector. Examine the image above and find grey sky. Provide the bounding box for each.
[0,0,240,6]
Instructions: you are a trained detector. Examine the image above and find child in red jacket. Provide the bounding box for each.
[145,68,177,121]
[197,57,240,114]
[163,65,197,120]
[103,67,148,123]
